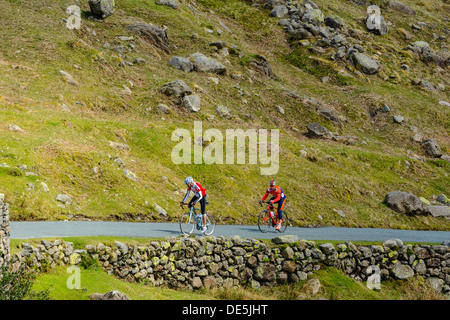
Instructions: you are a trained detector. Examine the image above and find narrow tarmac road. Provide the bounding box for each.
[9,221,450,243]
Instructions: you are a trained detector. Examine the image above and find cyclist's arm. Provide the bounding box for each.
[261,191,269,201]
[193,192,202,204]
[182,190,190,203]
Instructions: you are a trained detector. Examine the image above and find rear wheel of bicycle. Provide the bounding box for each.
[258,210,271,233]
[203,213,216,236]
[278,212,288,233]
[179,212,195,235]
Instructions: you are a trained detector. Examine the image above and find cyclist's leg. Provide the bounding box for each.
[277,197,286,221]
[188,195,199,209]
[200,195,207,227]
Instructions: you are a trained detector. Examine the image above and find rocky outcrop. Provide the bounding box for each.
[125,22,171,53]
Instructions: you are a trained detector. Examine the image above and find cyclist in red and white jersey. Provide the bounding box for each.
[180,177,208,233]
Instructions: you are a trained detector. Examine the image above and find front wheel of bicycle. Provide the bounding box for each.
[257,210,271,233]
[278,212,289,233]
[203,213,216,236]
[180,212,195,235]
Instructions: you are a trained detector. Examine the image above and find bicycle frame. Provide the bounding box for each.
[261,201,278,224]
[182,205,203,227]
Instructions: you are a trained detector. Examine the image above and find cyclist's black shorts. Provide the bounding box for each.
[189,194,207,215]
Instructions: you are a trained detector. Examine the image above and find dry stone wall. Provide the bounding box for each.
[9,234,450,296]
[0,195,10,265]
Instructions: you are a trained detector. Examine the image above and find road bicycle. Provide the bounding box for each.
[179,203,216,236]
[258,201,288,233]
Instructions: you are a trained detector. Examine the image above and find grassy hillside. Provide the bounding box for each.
[0,0,448,230]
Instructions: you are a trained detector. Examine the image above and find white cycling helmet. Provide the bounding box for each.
[184,176,193,186]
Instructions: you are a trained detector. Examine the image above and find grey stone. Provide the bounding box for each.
[392,263,414,279]
[384,191,427,215]
[89,290,130,300]
[421,139,442,158]
[56,194,71,205]
[270,5,289,18]
[88,0,115,19]
[160,80,192,99]
[272,235,299,244]
[189,53,226,74]
[306,122,332,139]
[349,52,379,74]
[181,94,201,112]
[156,0,179,9]
[169,57,194,72]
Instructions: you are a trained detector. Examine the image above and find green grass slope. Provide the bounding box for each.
[0,0,448,230]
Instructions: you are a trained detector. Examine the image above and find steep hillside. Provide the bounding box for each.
[0,0,448,231]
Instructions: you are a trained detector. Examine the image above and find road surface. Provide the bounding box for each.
[9,221,450,243]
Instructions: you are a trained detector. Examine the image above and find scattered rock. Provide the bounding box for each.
[302,278,321,295]
[58,70,78,86]
[89,290,130,300]
[169,56,194,72]
[160,80,192,99]
[189,53,226,74]
[154,203,167,216]
[126,22,171,53]
[384,191,427,215]
[249,55,275,79]
[56,194,72,206]
[8,124,24,133]
[302,9,324,26]
[421,139,442,158]
[306,122,333,139]
[157,104,171,114]
[388,1,415,16]
[156,0,179,9]
[270,5,289,18]
[215,105,232,119]
[88,0,115,19]
[349,52,379,75]
[123,169,137,181]
[181,94,201,112]
[324,15,344,29]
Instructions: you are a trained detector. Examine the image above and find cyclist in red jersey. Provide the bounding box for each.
[259,179,287,230]
[180,177,208,233]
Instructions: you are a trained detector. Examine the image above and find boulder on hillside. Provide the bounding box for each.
[388,1,415,16]
[249,55,275,79]
[189,53,226,74]
[88,0,115,19]
[384,191,427,215]
[302,9,324,26]
[160,80,192,99]
[125,22,171,53]
[349,52,380,74]
[156,0,179,9]
[385,191,450,218]
[306,122,333,139]
[169,56,194,72]
[421,139,442,158]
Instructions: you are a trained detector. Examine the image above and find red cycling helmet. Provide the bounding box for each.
[269,179,276,186]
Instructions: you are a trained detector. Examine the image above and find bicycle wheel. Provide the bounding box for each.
[203,213,216,235]
[278,212,288,233]
[258,210,271,233]
[179,212,195,235]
